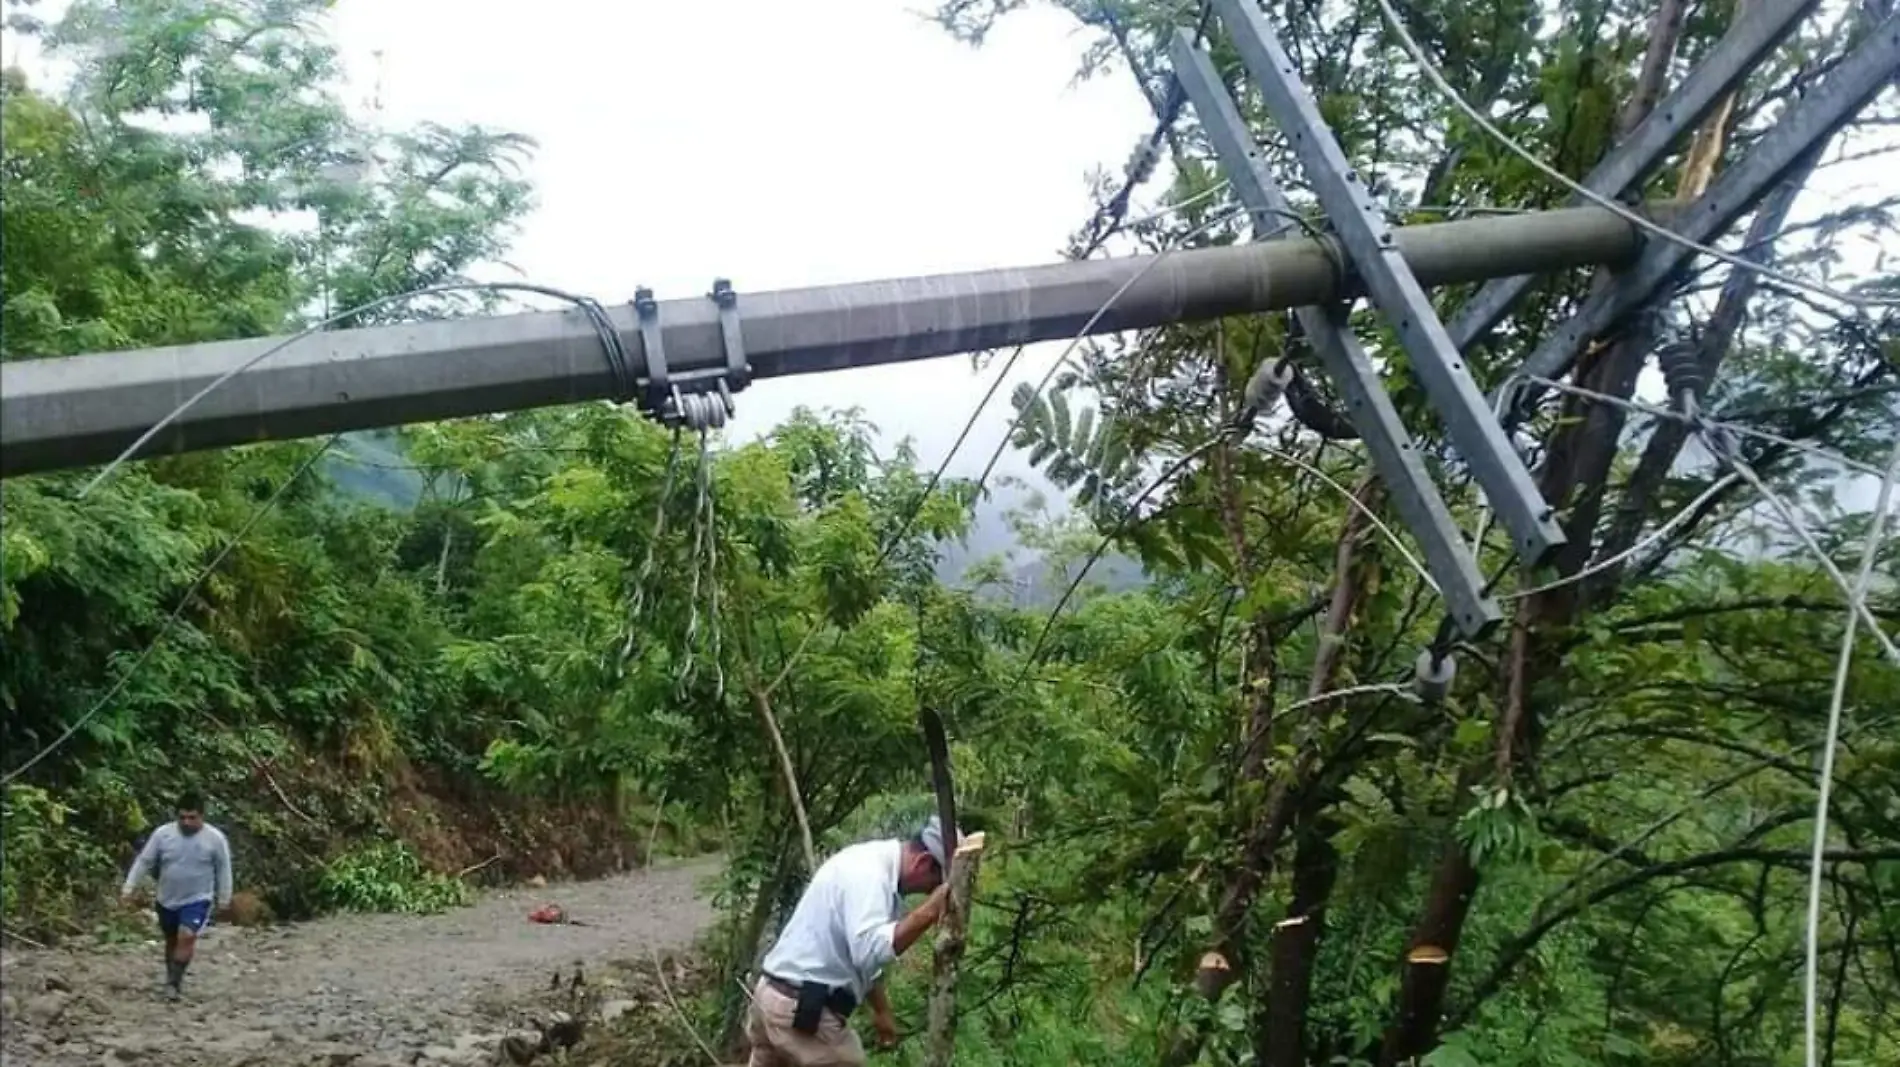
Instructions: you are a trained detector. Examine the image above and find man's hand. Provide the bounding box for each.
[867,983,898,1049]
[873,1010,899,1049]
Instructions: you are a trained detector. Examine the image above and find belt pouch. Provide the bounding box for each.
[792,981,829,1035]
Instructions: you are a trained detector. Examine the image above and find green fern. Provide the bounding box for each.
[1009,383,1144,520]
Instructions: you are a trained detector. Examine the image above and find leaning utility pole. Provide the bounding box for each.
[0,0,1890,644]
[3,205,1657,479]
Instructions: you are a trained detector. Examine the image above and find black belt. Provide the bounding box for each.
[763,973,858,1031]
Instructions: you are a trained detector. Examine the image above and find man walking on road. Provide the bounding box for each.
[746,816,959,1067]
[121,791,234,1000]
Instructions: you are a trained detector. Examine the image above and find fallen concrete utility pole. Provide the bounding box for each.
[1,203,1662,479]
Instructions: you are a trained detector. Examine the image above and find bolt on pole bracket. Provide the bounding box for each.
[1208,0,1566,569]
[1167,29,1501,637]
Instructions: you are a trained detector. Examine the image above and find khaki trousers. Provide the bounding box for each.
[744,978,866,1067]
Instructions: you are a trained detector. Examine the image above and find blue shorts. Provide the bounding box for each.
[156,900,212,937]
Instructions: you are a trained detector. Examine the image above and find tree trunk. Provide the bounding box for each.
[1260,817,1341,1067]
[1376,0,1695,1054]
[925,834,986,1067]
[1168,477,1380,1067]
[1377,838,1481,1067]
[1585,145,1816,603]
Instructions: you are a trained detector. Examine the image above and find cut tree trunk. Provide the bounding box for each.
[1260,818,1341,1067]
[1168,478,1380,1067]
[1376,0,1698,1055]
[925,833,987,1067]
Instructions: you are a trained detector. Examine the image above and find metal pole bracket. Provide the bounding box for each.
[631,280,751,431]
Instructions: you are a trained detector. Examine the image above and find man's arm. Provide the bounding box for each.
[121,830,160,898]
[843,881,901,984]
[213,830,234,908]
[866,980,897,1047]
[891,884,949,957]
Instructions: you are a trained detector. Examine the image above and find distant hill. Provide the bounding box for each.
[322,430,426,510]
[930,481,1149,608]
[320,429,1152,606]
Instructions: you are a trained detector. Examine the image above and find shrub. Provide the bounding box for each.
[314,841,472,915]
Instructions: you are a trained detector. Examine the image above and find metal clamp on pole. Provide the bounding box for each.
[710,278,752,393]
[634,286,673,415]
[631,281,752,432]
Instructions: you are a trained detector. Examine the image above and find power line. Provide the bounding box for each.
[1706,433,1900,667]
[966,205,1245,509]
[1518,375,1889,479]
[1501,474,1741,602]
[1,435,344,786]
[1803,430,1900,1067]
[761,196,1245,701]
[1015,428,1447,685]
[1370,0,1900,311]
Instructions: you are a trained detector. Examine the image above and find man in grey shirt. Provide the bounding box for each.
[120,791,233,1000]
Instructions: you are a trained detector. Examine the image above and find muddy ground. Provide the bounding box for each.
[0,858,720,1066]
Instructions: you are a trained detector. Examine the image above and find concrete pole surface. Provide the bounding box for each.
[1,204,1661,478]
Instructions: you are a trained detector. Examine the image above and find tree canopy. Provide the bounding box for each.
[3,2,1898,1067]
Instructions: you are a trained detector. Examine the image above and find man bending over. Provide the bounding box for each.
[746,816,961,1067]
[121,791,233,1000]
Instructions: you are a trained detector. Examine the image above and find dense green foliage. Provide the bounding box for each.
[315,841,473,915]
[4,2,1899,1067]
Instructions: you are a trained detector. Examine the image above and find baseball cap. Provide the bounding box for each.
[918,815,958,869]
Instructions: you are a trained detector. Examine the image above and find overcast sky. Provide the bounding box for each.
[322,0,1153,484]
[9,0,1889,529]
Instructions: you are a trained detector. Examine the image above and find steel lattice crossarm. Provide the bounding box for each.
[1166,27,1502,636]
[1,205,1658,479]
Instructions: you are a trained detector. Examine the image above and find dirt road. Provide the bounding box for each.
[0,858,719,1066]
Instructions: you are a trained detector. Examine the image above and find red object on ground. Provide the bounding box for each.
[528,904,567,925]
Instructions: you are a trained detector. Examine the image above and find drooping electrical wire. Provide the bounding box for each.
[966,205,1247,507]
[1370,0,1899,310]
[1501,473,1742,602]
[620,429,686,663]
[1519,374,1888,479]
[886,180,1234,569]
[1015,424,1447,686]
[676,430,724,700]
[1704,432,1899,667]
[1,435,345,786]
[1487,373,1894,612]
[1802,431,1900,1067]
[1249,441,1441,595]
[759,193,1245,700]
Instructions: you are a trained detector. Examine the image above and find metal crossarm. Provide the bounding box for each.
[1447,0,1822,352]
[1507,8,1900,417]
[1169,30,1501,637]
[1208,0,1567,567]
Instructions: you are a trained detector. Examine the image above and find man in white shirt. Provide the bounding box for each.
[747,816,957,1066]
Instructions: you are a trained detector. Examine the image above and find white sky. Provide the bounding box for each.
[6,0,1889,526]
[324,0,1152,481]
